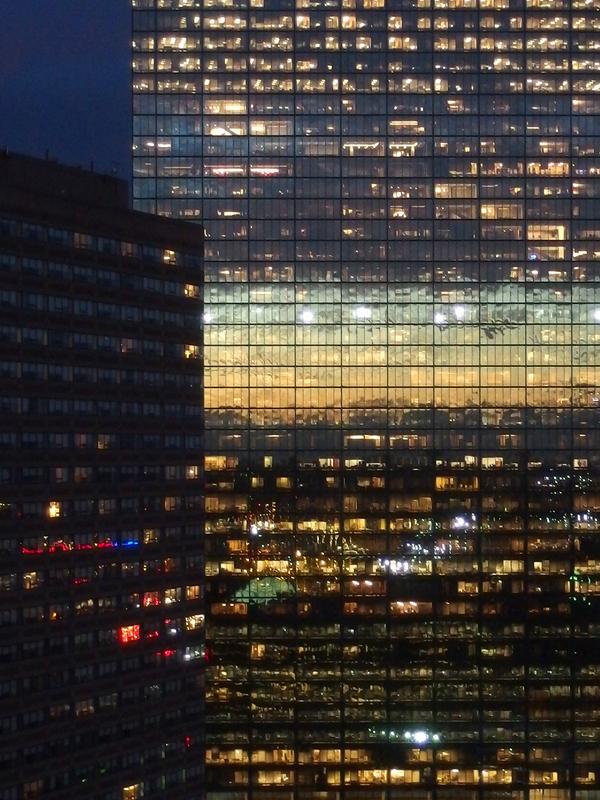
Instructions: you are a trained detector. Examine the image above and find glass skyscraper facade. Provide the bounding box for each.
[133,0,600,797]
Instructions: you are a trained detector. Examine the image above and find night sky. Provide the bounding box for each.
[0,1,131,180]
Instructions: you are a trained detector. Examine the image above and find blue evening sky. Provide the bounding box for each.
[0,1,131,179]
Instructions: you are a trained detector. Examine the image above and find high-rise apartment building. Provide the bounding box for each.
[0,153,204,800]
[133,1,600,797]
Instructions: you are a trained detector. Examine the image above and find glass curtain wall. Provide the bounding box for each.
[133,0,600,796]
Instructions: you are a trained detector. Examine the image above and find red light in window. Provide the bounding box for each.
[145,630,160,639]
[143,593,160,607]
[49,541,70,553]
[163,649,176,658]
[185,735,192,750]
[119,624,140,644]
[97,539,114,549]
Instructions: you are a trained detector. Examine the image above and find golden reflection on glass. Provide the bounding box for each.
[133,0,600,795]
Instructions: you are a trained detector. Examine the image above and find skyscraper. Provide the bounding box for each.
[0,153,204,800]
[133,1,600,797]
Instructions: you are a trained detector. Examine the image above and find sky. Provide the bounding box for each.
[0,1,131,179]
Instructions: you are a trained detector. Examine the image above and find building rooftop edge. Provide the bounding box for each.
[0,150,203,249]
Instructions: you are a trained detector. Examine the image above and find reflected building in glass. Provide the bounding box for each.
[133,0,600,796]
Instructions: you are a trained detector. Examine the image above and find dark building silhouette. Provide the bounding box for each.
[0,152,204,800]
[133,1,600,798]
